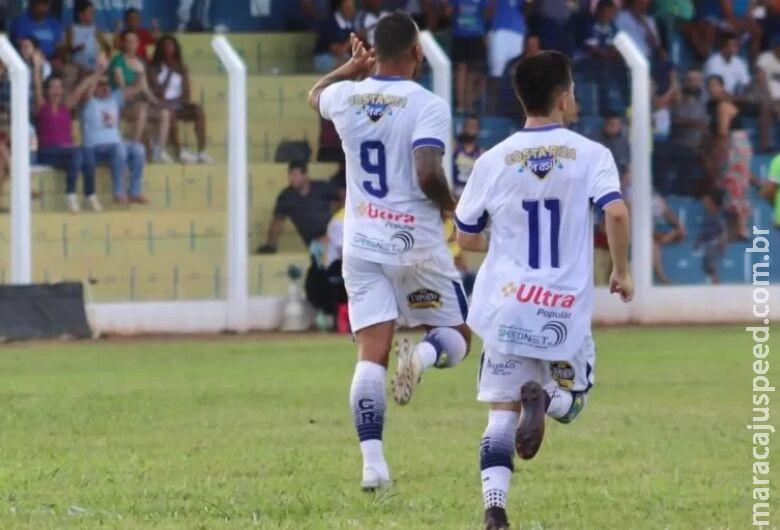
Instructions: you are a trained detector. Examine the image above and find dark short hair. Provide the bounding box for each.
[602,110,623,120]
[43,73,63,91]
[124,7,140,19]
[512,51,573,116]
[31,0,50,6]
[289,160,308,173]
[717,30,739,47]
[76,1,94,14]
[706,74,725,87]
[596,0,616,10]
[374,12,419,61]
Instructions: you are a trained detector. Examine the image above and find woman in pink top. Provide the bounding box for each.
[33,52,100,213]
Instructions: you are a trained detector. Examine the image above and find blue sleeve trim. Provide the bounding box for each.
[594,191,623,210]
[412,138,445,151]
[455,211,489,234]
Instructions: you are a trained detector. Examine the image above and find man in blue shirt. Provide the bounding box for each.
[71,55,147,205]
[448,0,493,113]
[9,0,64,59]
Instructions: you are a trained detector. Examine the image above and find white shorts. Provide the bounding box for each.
[487,29,524,78]
[342,246,468,332]
[477,337,595,403]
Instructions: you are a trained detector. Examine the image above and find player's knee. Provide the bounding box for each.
[425,326,468,368]
[552,391,588,424]
[480,409,518,471]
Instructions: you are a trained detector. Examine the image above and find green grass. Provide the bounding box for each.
[0,326,773,529]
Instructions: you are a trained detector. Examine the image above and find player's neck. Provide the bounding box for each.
[524,115,562,130]
[374,63,413,80]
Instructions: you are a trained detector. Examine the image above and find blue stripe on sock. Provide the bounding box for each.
[452,280,468,321]
[480,435,514,471]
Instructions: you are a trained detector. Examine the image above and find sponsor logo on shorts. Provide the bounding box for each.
[501,282,576,309]
[497,321,569,349]
[357,202,416,231]
[549,361,575,389]
[485,358,517,377]
[407,288,442,309]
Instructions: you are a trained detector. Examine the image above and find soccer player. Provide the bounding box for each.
[454,51,634,529]
[307,12,472,491]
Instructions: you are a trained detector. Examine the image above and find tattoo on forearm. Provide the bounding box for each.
[415,147,455,212]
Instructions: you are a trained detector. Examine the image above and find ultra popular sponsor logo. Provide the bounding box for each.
[357,203,415,226]
[502,283,576,318]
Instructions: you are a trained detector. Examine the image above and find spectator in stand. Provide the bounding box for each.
[148,36,212,164]
[757,33,780,119]
[177,0,214,32]
[110,30,160,146]
[652,0,694,50]
[596,111,631,191]
[32,61,100,213]
[355,0,390,45]
[652,71,680,141]
[652,192,686,284]
[686,1,762,63]
[583,0,626,112]
[616,0,672,93]
[77,54,148,205]
[706,74,752,240]
[694,190,727,284]
[114,8,159,63]
[66,1,109,74]
[453,115,483,197]
[448,0,493,113]
[18,36,52,90]
[405,0,441,31]
[704,31,774,152]
[9,0,63,60]
[528,0,575,55]
[313,0,356,73]
[486,0,525,112]
[720,0,762,62]
[258,161,338,253]
[656,68,710,194]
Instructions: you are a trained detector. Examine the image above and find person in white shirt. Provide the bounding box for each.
[308,13,472,492]
[704,31,775,152]
[757,33,780,117]
[455,51,633,530]
[354,0,389,45]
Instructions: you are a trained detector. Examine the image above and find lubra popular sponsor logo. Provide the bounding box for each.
[357,202,415,225]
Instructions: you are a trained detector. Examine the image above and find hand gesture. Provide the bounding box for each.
[96,52,109,72]
[609,271,634,303]
[348,33,375,79]
[31,50,44,68]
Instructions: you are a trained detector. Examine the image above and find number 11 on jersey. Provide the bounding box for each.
[522,198,561,269]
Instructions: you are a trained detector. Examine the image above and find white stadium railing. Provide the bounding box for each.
[1,34,31,284]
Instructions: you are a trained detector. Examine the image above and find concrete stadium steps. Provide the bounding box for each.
[0,210,226,261]
[0,254,227,301]
[249,253,309,296]
[191,75,319,114]
[177,33,316,75]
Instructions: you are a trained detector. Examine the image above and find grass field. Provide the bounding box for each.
[0,326,773,529]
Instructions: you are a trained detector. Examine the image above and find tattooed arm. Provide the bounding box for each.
[415,146,456,214]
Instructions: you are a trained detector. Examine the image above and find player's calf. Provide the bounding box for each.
[480,409,518,530]
[350,360,391,490]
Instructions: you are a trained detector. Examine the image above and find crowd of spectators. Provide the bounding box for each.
[0,0,212,213]
[306,0,779,286]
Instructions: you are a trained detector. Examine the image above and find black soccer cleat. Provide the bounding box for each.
[515,381,548,460]
[484,506,510,530]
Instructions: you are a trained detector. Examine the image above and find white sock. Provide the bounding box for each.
[416,341,438,369]
[545,386,573,419]
[482,466,512,509]
[359,439,389,478]
[350,361,389,478]
[415,327,468,369]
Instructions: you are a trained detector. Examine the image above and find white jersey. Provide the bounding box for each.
[319,76,450,266]
[455,124,622,360]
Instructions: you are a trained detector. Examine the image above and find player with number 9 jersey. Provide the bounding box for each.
[319,76,451,266]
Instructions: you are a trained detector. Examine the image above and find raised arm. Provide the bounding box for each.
[31,52,45,113]
[66,53,109,108]
[308,33,375,112]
